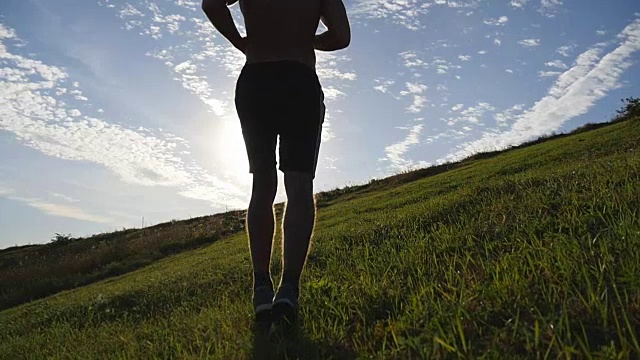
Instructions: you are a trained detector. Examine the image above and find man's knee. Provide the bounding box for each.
[284,171,313,200]
[252,168,277,202]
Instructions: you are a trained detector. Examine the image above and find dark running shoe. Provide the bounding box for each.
[253,285,274,323]
[272,283,299,327]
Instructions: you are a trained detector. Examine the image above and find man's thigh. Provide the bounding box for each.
[279,94,325,178]
[235,67,278,173]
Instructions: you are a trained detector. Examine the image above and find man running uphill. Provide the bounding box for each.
[202,0,351,326]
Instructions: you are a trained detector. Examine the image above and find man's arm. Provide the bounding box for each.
[314,0,351,51]
[202,0,246,53]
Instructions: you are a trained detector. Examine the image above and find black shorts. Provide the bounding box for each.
[235,60,325,178]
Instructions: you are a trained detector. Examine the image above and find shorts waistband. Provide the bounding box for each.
[242,60,317,76]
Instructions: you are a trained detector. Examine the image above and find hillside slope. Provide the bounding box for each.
[1,117,639,359]
[0,210,247,311]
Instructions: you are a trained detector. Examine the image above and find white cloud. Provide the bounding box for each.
[316,52,357,81]
[539,0,563,17]
[425,128,469,144]
[145,3,187,36]
[173,60,227,116]
[373,78,395,94]
[541,0,562,7]
[148,25,162,39]
[408,96,427,113]
[545,60,568,69]
[510,0,529,8]
[433,0,481,9]
[483,16,508,26]
[494,103,525,127]
[442,19,640,163]
[352,0,430,30]
[163,14,187,34]
[0,186,108,223]
[147,48,174,63]
[50,192,78,203]
[0,24,17,39]
[518,38,541,47]
[8,195,114,223]
[190,17,217,40]
[399,82,428,113]
[458,55,472,61]
[431,56,462,75]
[67,109,82,117]
[494,39,502,46]
[451,103,465,112]
[400,51,428,68]
[322,87,345,100]
[537,70,562,78]
[119,4,144,18]
[556,44,575,57]
[446,102,495,126]
[379,52,434,113]
[353,0,481,30]
[549,47,602,97]
[383,124,424,170]
[403,82,428,94]
[176,0,199,10]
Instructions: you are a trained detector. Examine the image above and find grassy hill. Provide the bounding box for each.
[0,209,248,311]
[0,114,639,359]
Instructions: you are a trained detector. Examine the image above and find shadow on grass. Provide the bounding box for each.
[250,318,356,360]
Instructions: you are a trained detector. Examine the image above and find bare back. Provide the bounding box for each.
[239,0,322,70]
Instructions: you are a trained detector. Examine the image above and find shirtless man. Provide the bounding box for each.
[202,0,350,325]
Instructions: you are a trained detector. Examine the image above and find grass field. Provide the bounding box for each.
[0,115,639,359]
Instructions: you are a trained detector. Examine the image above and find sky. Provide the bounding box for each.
[1,0,639,248]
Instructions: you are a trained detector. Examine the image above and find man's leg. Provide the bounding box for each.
[280,171,316,288]
[247,168,278,287]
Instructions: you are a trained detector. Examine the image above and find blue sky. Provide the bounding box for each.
[1,0,639,248]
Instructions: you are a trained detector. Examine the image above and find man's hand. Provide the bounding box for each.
[202,0,246,54]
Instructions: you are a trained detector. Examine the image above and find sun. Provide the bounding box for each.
[213,114,252,187]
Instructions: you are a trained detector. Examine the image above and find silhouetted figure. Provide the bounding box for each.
[202,0,351,327]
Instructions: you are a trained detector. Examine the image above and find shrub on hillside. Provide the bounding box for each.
[50,233,74,245]
[615,96,640,120]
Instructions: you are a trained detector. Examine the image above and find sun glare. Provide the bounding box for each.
[213,114,252,187]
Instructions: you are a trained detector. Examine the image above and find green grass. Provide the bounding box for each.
[0,116,639,359]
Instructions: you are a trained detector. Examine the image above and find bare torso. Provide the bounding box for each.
[239,0,322,70]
